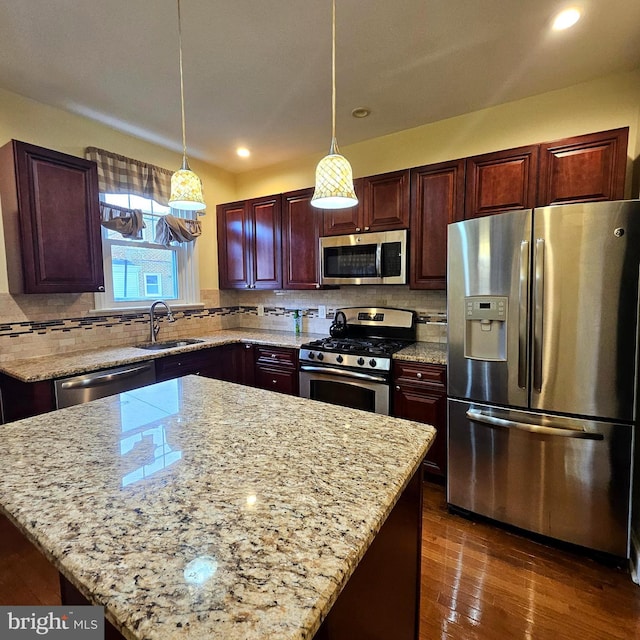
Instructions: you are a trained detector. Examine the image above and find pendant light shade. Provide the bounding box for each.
[312,138,358,209]
[169,0,206,212]
[170,159,206,211]
[311,0,357,210]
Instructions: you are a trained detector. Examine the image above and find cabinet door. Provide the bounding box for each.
[0,141,103,294]
[249,195,282,289]
[410,160,465,290]
[282,188,323,289]
[393,362,447,478]
[464,145,539,219]
[362,169,410,231]
[254,346,299,395]
[537,127,628,206]
[216,201,251,289]
[156,348,219,381]
[322,178,364,236]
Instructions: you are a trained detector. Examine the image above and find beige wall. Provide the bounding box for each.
[0,88,237,293]
[235,69,640,200]
[0,69,638,297]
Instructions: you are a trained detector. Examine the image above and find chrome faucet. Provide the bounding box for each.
[149,300,175,343]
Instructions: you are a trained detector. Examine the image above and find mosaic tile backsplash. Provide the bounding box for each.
[0,287,447,364]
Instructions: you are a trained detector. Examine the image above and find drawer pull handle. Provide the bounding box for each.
[272,379,277,384]
[416,372,422,379]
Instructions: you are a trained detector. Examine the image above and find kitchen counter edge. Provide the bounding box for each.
[0,330,447,383]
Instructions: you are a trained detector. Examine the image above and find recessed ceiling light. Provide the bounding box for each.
[552,7,581,31]
[236,147,251,158]
[351,107,371,119]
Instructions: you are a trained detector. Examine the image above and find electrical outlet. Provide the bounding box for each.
[257,304,264,317]
[318,305,327,319]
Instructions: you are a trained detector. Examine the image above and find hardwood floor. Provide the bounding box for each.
[421,481,640,640]
[2,482,640,639]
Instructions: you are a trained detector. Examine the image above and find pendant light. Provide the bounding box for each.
[311,0,358,210]
[168,0,206,211]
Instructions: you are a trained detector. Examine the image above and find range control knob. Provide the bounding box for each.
[357,357,365,366]
[308,352,315,360]
[317,353,324,361]
[369,359,377,368]
[336,355,344,363]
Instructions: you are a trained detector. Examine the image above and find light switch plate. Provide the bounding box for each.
[318,305,326,319]
[257,304,264,317]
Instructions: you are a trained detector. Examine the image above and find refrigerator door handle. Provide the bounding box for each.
[465,410,604,440]
[518,240,529,389]
[533,238,545,392]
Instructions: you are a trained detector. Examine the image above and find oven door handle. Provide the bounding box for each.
[299,365,388,384]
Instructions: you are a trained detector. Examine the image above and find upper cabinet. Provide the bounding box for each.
[464,145,539,219]
[323,170,410,235]
[217,194,282,289]
[410,160,465,290]
[0,140,104,294]
[537,127,628,206]
[282,188,324,290]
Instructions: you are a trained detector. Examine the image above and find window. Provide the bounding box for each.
[143,273,162,297]
[95,193,200,310]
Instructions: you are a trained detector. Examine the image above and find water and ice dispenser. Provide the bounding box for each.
[464,296,508,361]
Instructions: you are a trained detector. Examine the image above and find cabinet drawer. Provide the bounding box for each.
[254,367,298,395]
[393,361,446,386]
[156,348,218,381]
[254,346,298,369]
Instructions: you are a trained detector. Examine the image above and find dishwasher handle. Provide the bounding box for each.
[59,363,154,390]
[466,410,604,440]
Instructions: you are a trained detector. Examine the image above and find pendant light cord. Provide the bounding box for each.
[330,0,337,154]
[177,0,188,167]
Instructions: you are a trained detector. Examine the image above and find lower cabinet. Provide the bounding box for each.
[155,347,224,381]
[392,361,447,479]
[253,346,299,396]
[0,374,55,423]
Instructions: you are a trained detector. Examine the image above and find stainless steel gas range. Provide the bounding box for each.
[299,307,416,414]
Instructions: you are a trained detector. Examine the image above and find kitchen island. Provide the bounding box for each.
[0,376,435,639]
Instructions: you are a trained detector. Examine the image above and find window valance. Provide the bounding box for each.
[87,147,204,244]
[86,147,173,205]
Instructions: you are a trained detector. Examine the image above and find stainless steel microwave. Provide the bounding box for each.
[320,229,407,285]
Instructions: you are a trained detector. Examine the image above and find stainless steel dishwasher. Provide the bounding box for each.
[54,361,156,408]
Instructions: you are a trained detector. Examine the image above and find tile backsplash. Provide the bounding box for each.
[0,287,447,364]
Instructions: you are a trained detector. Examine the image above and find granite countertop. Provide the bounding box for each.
[0,376,435,640]
[0,329,446,383]
[394,341,447,366]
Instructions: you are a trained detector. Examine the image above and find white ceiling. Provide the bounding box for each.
[0,1,639,173]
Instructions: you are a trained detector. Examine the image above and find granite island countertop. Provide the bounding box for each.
[0,376,435,640]
[0,328,447,383]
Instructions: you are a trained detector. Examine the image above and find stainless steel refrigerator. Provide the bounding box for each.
[447,200,640,558]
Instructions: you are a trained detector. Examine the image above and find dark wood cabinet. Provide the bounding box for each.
[155,347,222,381]
[217,195,282,290]
[282,188,324,289]
[321,178,364,236]
[214,343,255,386]
[0,140,103,294]
[0,374,55,423]
[537,127,628,206]
[410,160,465,290]
[253,346,299,396]
[393,361,447,478]
[323,170,410,235]
[464,145,539,219]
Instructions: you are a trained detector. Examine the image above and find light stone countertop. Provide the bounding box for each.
[0,375,435,640]
[394,341,447,366]
[0,329,446,383]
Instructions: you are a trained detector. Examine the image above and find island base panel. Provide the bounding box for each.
[314,467,422,640]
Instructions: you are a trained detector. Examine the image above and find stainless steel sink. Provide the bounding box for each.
[136,338,205,351]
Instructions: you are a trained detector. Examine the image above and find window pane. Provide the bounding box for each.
[110,244,177,301]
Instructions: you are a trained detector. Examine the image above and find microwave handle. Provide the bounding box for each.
[376,243,382,278]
